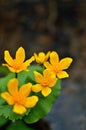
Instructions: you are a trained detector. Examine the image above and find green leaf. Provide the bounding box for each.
[0,66,10,75]
[6,120,34,130]
[0,98,5,105]
[0,105,31,121]
[0,116,8,127]
[0,72,15,92]
[24,79,61,124]
[0,65,61,123]
[0,105,20,121]
[18,65,44,86]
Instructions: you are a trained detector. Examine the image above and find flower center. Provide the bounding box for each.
[12,59,21,69]
[13,95,25,105]
[42,80,49,87]
[53,65,60,73]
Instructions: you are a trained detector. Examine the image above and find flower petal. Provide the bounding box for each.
[43,69,57,87]
[59,58,73,70]
[16,47,25,63]
[19,83,32,97]
[25,96,38,108]
[1,92,14,105]
[39,52,45,58]
[34,53,38,59]
[50,51,59,65]
[7,78,18,96]
[38,52,45,63]
[23,56,35,67]
[34,52,45,63]
[44,62,53,70]
[48,76,57,87]
[4,51,13,66]
[32,84,42,92]
[42,87,51,97]
[13,104,26,114]
[34,51,50,64]
[2,64,17,72]
[34,71,43,83]
[45,51,50,61]
[43,69,53,78]
[57,71,69,78]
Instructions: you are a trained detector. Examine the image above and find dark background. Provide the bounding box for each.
[0,0,86,130]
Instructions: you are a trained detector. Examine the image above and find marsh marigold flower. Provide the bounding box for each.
[32,69,57,97]
[44,51,73,79]
[34,51,50,64]
[3,47,35,73]
[1,78,38,114]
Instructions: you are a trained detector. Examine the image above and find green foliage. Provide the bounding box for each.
[0,72,15,92]
[18,65,44,86]
[0,66,10,75]
[0,105,24,121]
[6,120,34,130]
[24,79,61,124]
[0,65,61,125]
[0,44,73,130]
[0,116,8,127]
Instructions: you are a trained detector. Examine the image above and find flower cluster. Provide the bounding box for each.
[0,47,73,124]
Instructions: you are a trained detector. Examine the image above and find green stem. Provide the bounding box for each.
[15,73,17,78]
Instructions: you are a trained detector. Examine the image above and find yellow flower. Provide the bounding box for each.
[3,47,35,73]
[32,69,57,97]
[1,78,38,115]
[34,51,50,64]
[44,51,73,79]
